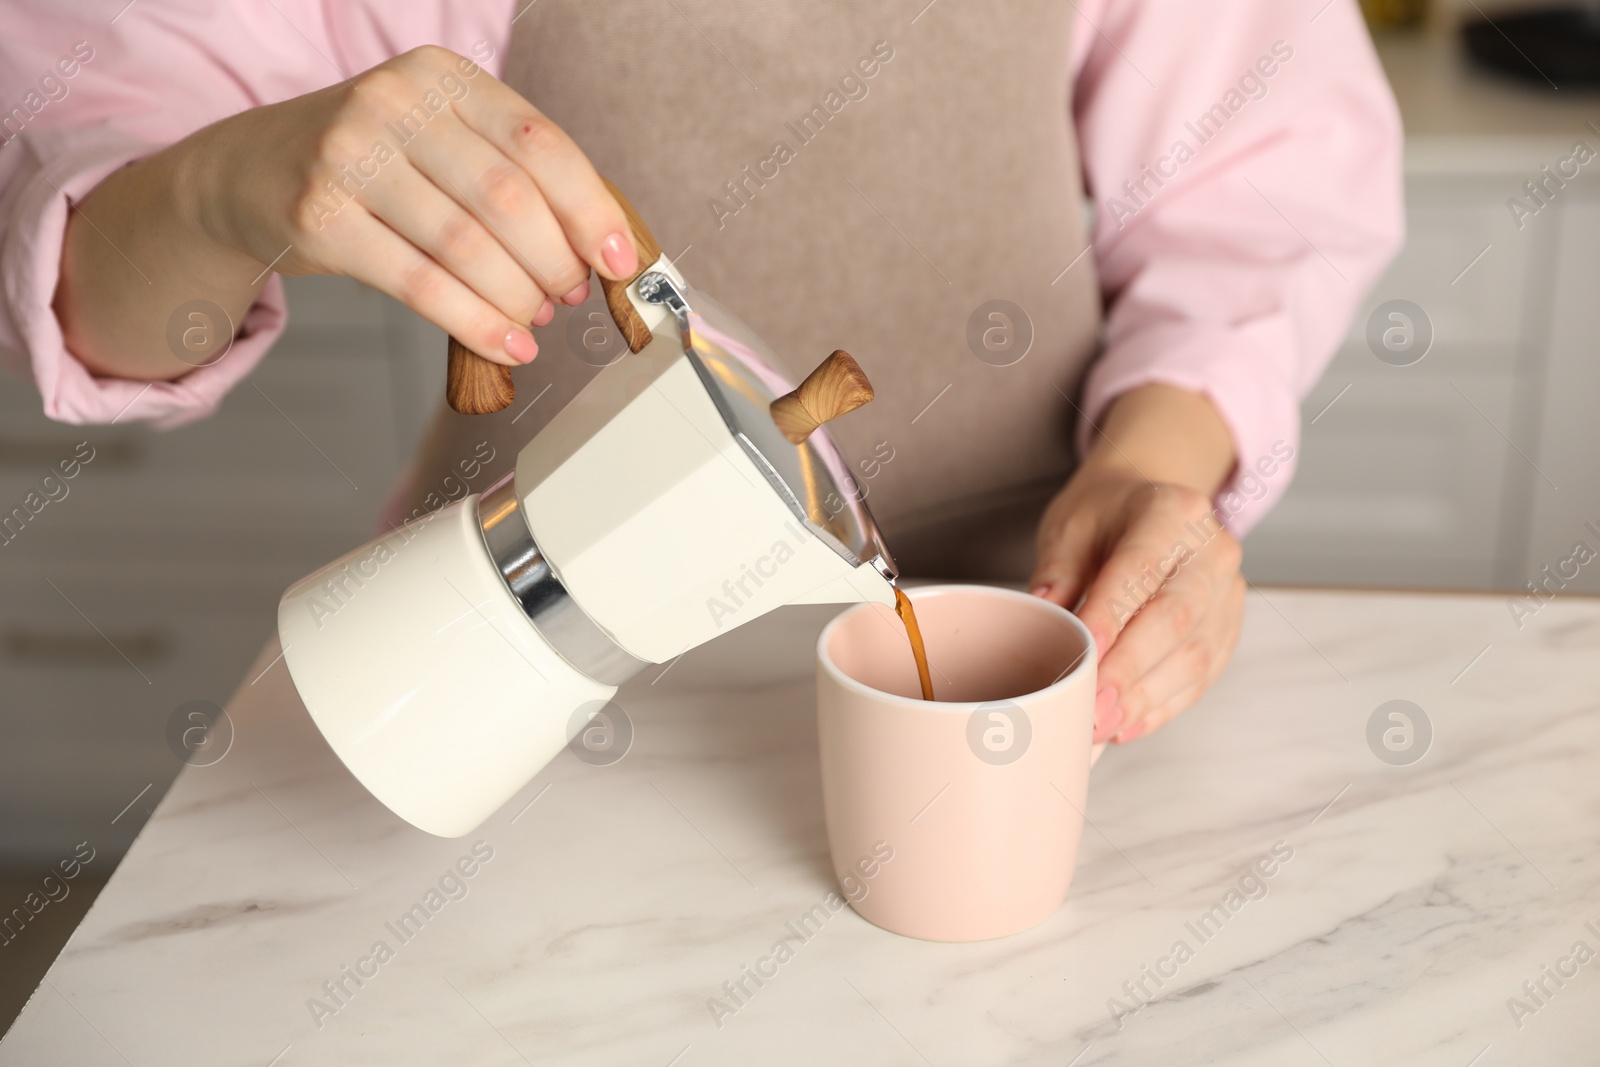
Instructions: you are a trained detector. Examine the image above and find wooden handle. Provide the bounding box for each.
[769,350,875,444]
[444,176,663,415]
[597,177,663,355]
[446,336,516,415]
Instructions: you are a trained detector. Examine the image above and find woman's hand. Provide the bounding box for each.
[58,46,636,380]
[1028,384,1245,745]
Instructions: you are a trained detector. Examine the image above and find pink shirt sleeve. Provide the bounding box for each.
[0,0,511,427]
[1068,0,1404,534]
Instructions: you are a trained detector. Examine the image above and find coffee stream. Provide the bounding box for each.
[892,587,935,701]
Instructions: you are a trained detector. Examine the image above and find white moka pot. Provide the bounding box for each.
[278,250,898,837]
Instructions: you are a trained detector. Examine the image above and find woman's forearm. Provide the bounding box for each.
[49,46,645,393]
[1079,383,1237,496]
[54,139,268,381]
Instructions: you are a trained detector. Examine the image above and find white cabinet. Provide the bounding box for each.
[1523,195,1600,594]
[0,276,414,868]
[1243,155,1593,592]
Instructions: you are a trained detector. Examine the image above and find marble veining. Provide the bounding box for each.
[2,588,1598,1066]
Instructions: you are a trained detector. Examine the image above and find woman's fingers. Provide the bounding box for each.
[403,118,593,303]
[361,157,551,329]
[1096,529,1240,720]
[1064,486,1239,743]
[1113,572,1245,741]
[1027,474,1245,746]
[1073,486,1221,644]
[448,66,639,280]
[1074,523,1183,658]
[326,206,539,367]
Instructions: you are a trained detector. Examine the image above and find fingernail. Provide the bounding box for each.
[532,301,555,328]
[560,280,591,306]
[602,232,638,278]
[1093,686,1123,742]
[1090,630,1109,662]
[1113,719,1150,744]
[1029,584,1052,599]
[503,326,538,364]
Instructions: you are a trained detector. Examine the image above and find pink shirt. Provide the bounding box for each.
[0,0,1401,531]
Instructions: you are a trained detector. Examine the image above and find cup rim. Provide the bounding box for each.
[816,582,1097,712]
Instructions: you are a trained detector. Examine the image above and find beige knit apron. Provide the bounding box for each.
[400,1,1102,580]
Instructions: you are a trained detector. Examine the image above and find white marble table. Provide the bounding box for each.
[4,587,1598,1066]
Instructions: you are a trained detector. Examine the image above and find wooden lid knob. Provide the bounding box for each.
[769,350,875,444]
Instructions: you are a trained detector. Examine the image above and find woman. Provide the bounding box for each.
[0,0,1402,745]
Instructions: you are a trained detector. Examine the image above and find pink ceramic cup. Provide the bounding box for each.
[816,584,1099,942]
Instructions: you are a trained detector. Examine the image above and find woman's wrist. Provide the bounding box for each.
[165,129,222,254]
[57,136,269,381]
[1078,383,1237,497]
[161,121,267,277]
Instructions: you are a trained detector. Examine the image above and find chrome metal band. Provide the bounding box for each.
[476,473,650,686]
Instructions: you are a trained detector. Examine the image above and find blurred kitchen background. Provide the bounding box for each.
[3,0,1599,1029]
